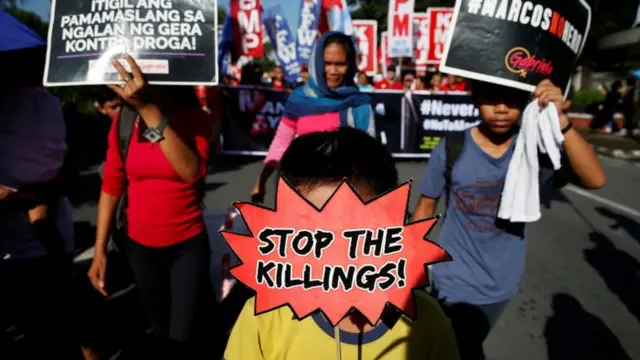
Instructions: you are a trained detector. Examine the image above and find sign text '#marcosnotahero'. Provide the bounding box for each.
[465,0,584,55]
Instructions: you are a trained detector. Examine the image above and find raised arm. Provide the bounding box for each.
[534,80,606,190]
[251,117,297,203]
[107,55,210,183]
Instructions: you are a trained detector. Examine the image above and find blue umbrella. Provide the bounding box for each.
[632,69,640,79]
[0,8,45,52]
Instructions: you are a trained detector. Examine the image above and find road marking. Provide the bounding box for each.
[565,185,640,219]
[598,155,640,169]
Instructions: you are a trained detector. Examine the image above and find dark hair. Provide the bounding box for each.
[470,79,530,108]
[162,86,201,109]
[93,87,119,105]
[611,80,622,92]
[324,33,358,80]
[627,77,637,88]
[240,62,263,86]
[279,128,398,196]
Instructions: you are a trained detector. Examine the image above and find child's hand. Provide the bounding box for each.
[0,185,17,201]
[533,79,569,127]
[0,186,10,201]
[28,204,48,224]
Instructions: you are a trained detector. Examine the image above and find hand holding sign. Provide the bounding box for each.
[222,177,451,326]
[534,79,570,127]
[107,55,149,110]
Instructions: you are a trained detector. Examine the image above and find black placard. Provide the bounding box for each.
[44,0,218,86]
[440,0,591,93]
[403,92,480,155]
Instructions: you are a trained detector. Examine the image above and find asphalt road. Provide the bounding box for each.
[32,155,640,359]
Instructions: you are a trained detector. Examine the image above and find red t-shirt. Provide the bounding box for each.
[439,82,467,92]
[272,80,285,90]
[101,108,212,247]
[374,79,403,90]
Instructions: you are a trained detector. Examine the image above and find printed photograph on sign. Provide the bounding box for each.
[439,0,591,93]
[44,0,219,86]
[221,176,450,327]
[426,7,453,65]
[352,20,378,76]
[387,0,415,58]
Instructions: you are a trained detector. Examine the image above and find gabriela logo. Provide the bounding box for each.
[505,47,553,79]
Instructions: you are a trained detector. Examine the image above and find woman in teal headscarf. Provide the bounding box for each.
[251,31,375,202]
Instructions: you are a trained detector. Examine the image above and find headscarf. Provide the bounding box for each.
[283,32,373,133]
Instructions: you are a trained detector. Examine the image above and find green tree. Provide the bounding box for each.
[217,6,226,27]
[3,6,48,37]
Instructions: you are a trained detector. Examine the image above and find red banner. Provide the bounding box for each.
[352,20,378,76]
[427,8,453,64]
[231,0,264,58]
[413,13,429,71]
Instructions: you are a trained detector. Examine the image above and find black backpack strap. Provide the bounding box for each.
[117,107,137,163]
[443,131,466,211]
[114,107,138,249]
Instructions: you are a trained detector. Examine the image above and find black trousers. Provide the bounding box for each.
[0,254,81,360]
[127,232,218,359]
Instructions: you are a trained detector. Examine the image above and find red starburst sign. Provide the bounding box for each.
[221,178,451,327]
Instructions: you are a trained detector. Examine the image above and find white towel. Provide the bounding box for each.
[497,101,564,223]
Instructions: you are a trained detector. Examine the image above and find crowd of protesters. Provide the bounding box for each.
[586,78,639,136]
[0,20,618,360]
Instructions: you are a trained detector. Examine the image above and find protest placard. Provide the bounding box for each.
[379,31,389,75]
[296,0,321,65]
[413,13,430,71]
[221,177,450,326]
[44,0,218,86]
[352,20,377,76]
[426,7,453,64]
[440,0,591,93]
[264,5,301,84]
[387,0,415,58]
[231,0,263,58]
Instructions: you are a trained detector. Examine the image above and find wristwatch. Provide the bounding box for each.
[561,121,573,134]
[143,116,168,143]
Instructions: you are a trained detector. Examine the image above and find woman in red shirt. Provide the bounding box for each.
[87,56,213,358]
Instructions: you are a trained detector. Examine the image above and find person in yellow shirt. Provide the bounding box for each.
[225,127,460,360]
